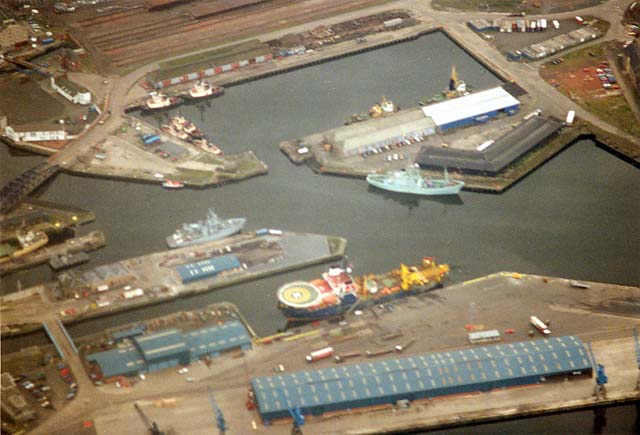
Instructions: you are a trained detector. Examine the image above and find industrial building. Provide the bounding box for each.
[420,87,520,131]
[327,108,436,157]
[415,115,563,174]
[86,320,252,379]
[251,336,592,423]
[176,254,242,284]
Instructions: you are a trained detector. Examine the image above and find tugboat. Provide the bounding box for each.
[172,115,204,139]
[420,65,470,106]
[161,123,190,141]
[166,208,246,248]
[344,96,399,124]
[277,257,449,321]
[188,81,225,100]
[144,92,183,111]
[192,137,223,155]
[367,166,464,196]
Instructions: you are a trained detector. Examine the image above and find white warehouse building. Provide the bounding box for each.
[421,86,520,131]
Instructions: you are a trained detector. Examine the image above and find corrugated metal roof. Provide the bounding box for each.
[176,254,241,283]
[86,345,145,378]
[134,329,189,361]
[86,321,251,378]
[421,87,520,127]
[187,320,252,358]
[113,325,146,341]
[251,336,591,421]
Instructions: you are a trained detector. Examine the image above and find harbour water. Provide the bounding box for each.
[1,31,639,433]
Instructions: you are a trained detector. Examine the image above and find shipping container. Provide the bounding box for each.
[306,347,334,362]
[552,19,560,29]
[383,18,403,28]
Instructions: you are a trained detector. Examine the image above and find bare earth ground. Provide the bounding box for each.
[539,42,640,137]
[432,0,603,14]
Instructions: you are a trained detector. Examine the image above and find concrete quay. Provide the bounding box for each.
[0,231,346,330]
[38,272,638,435]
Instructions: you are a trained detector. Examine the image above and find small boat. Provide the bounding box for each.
[161,124,190,141]
[171,115,204,139]
[367,167,464,196]
[144,92,182,111]
[192,137,223,155]
[188,81,225,100]
[162,180,184,189]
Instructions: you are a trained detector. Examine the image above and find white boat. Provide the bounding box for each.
[188,81,224,100]
[145,92,182,111]
[367,167,464,196]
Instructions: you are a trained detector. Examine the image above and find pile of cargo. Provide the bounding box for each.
[468,17,554,33]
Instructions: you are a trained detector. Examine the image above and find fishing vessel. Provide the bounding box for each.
[162,180,184,189]
[144,92,182,111]
[166,208,246,248]
[277,257,449,321]
[367,167,464,196]
[188,81,224,100]
[192,137,223,155]
[420,65,470,106]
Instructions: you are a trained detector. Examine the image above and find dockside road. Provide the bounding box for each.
[24,272,639,435]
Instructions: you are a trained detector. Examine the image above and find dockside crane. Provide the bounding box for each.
[207,386,228,435]
[134,402,165,435]
[633,327,640,391]
[275,388,305,435]
[587,342,608,400]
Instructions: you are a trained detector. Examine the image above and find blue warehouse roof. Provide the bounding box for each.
[134,329,189,361]
[113,325,146,342]
[87,320,252,379]
[86,345,145,379]
[251,336,592,422]
[187,320,252,358]
[176,254,241,284]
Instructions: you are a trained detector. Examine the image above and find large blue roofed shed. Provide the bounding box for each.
[87,320,252,379]
[251,336,592,423]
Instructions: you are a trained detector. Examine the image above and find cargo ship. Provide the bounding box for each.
[277,257,449,321]
[420,65,470,106]
[144,92,183,111]
[187,81,225,100]
[166,208,246,249]
[367,167,464,196]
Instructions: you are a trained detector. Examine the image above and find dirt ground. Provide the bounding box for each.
[540,42,640,136]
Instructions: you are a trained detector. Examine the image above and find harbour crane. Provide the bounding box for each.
[275,388,305,435]
[587,343,607,399]
[633,327,640,391]
[134,403,164,435]
[207,387,228,435]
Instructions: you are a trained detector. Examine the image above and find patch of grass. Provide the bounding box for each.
[581,94,640,137]
[432,0,521,12]
[195,154,224,165]
[175,168,213,184]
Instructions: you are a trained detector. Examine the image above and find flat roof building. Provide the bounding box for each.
[326,108,436,157]
[415,115,562,174]
[420,87,520,131]
[87,320,252,379]
[251,336,592,423]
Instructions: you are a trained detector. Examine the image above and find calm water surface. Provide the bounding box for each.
[1,32,639,433]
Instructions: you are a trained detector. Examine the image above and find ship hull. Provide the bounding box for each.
[280,281,443,321]
[367,175,464,195]
[187,87,225,100]
[166,218,245,249]
[143,97,183,113]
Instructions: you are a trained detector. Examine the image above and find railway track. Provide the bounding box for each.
[73,0,386,68]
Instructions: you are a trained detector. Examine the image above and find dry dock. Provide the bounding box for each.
[47,272,638,435]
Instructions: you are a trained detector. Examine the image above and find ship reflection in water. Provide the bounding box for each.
[367,185,464,210]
